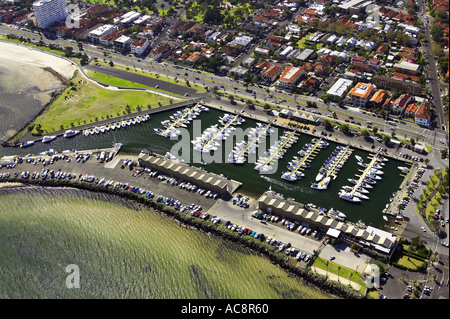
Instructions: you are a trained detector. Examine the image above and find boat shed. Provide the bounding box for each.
[326,227,341,238]
[138,152,241,197]
[258,192,398,258]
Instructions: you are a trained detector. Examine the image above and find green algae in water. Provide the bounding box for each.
[0,188,330,299]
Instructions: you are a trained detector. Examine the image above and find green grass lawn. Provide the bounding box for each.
[1,35,66,55]
[312,257,366,287]
[392,254,427,271]
[31,71,173,134]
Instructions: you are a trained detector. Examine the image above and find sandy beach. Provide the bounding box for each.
[0,41,77,142]
[0,41,77,80]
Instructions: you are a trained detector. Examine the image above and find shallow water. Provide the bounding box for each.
[0,187,330,299]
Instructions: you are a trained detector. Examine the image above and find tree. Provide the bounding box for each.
[203,7,224,25]
[342,124,350,135]
[323,119,332,130]
[64,46,74,57]
[362,129,370,139]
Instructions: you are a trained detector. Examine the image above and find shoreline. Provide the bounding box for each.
[0,179,365,299]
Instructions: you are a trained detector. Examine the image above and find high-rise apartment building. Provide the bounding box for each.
[33,0,68,29]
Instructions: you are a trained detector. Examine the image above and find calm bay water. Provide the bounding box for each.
[0,187,330,299]
[0,106,405,227]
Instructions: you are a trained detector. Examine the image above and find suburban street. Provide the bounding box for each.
[0,22,448,152]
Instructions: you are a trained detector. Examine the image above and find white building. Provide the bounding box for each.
[88,24,118,43]
[130,37,150,56]
[33,0,67,29]
[327,78,353,97]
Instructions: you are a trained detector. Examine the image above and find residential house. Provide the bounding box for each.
[113,35,132,52]
[404,103,419,118]
[151,43,172,61]
[261,64,283,83]
[186,51,203,64]
[277,66,305,90]
[392,93,412,114]
[415,101,432,127]
[368,58,383,71]
[344,82,376,107]
[130,37,150,56]
[88,24,117,43]
[298,76,320,92]
[393,61,420,75]
[368,90,387,108]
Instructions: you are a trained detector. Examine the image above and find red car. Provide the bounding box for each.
[312,128,316,133]
[395,220,402,225]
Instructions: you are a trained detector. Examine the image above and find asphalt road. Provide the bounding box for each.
[1,23,447,151]
[417,0,446,130]
[85,64,199,96]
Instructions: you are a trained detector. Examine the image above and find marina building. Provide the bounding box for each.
[138,153,241,197]
[33,0,67,29]
[258,193,398,258]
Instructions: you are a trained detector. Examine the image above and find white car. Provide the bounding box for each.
[421,226,426,232]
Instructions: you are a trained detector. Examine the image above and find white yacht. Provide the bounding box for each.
[63,130,80,138]
[42,135,56,143]
[339,191,361,203]
[398,166,409,173]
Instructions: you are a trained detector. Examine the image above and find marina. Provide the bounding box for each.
[227,123,273,164]
[82,114,150,137]
[311,145,353,190]
[155,104,207,138]
[192,112,245,153]
[255,130,298,174]
[339,153,388,203]
[281,138,328,182]
[0,104,407,228]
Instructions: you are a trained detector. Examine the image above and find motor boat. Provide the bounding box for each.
[63,130,80,138]
[42,136,56,143]
[315,168,327,182]
[353,191,369,200]
[20,141,34,148]
[339,191,361,203]
[398,166,409,173]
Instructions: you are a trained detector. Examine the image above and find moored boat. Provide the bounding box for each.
[20,141,34,148]
[42,135,56,143]
[63,130,80,138]
[398,166,409,173]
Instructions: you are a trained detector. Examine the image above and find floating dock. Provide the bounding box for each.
[228,123,273,164]
[255,131,298,173]
[281,138,328,182]
[156,104,208,138]
[192,113,245,153]
[341,153,387,201]
[312,145,353,190]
